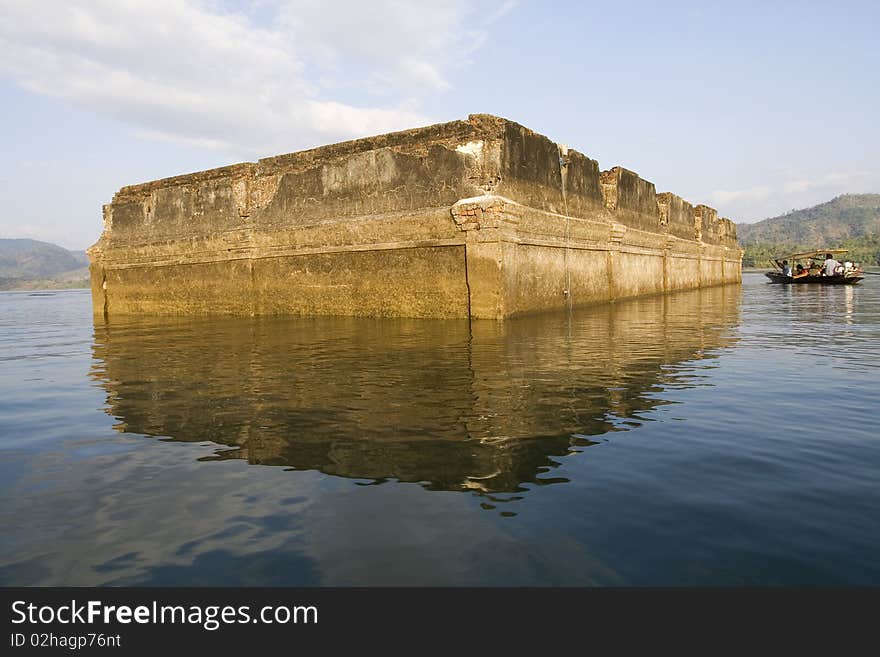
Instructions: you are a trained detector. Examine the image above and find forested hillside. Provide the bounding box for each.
[0,239,89,290]
[738,194,880,267]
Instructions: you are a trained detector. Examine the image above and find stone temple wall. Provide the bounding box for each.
[88,114,742,319]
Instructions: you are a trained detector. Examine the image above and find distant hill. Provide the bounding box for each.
[738,194,880,267]
[0,239,89,290]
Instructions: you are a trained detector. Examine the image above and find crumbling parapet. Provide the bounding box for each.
[598,167,660,233]
[693,205,718,244]
[656,192,695,241]
[716,217,737,245]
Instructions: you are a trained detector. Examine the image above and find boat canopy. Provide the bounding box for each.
[775,249,849,261]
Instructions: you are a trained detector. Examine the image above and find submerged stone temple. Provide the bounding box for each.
[88,114,741,319]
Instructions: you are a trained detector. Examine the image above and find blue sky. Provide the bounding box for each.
[1,0,878,250]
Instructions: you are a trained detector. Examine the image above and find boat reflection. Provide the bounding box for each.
[90,285,741,496]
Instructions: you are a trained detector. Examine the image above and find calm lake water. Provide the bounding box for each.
[1,273,878,586]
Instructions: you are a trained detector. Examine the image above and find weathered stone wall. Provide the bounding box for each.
[89,114,742,319]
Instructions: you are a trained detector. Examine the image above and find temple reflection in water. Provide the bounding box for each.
[90,285,740,496]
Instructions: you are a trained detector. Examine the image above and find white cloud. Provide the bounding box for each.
[275,0,497,91]
[488,0,519,21]
[0,0,513,157]
[712,170,880,222]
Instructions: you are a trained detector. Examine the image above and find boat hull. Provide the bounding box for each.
[765,272,863,285]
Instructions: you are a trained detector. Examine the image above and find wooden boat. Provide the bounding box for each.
[765,249,864,285]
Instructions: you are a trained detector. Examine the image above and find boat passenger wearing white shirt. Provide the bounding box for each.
[823,253,842,276]
[782,260,792,277]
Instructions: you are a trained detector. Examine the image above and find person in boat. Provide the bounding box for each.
[823,253,842,276]
[781,260,792,277]
[793,263,809,279]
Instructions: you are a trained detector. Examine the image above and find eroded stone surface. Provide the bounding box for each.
[89,114,742,319]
